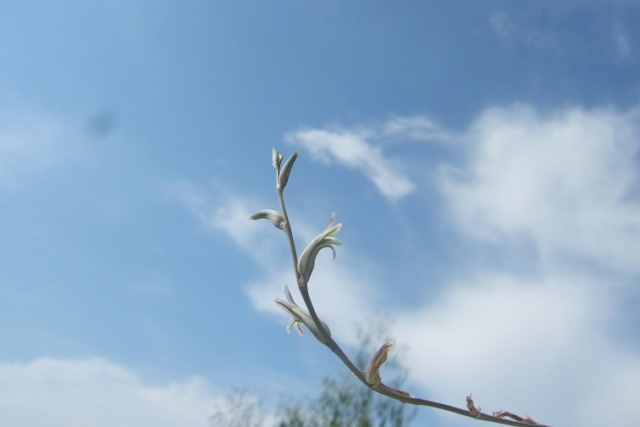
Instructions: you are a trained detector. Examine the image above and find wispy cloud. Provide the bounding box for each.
[440,104,640,275]
[0,357,217,427]
[287,127,415,200]
[285,115,453,201]
[382,115,451,144]
[167,181,280,265]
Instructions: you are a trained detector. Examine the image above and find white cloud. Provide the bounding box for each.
[167,181,280,265]
[382,103,640,426]
[440,104,640,275]
[0,357,218,427]
[392,272,636,426]
[287,127,415,200]
[383,115,451,144]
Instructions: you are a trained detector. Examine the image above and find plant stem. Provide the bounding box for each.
[277,188,300,284]
[272,156,550,427]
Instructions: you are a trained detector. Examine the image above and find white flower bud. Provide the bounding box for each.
[249,209,285,230]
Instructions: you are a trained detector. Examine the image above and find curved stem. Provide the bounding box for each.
[271,154,549,427]
[297,285,547,426]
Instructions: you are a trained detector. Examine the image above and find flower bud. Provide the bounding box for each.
[272,147,283,171]
[250,209,285,230]
[278,152,298,191]
[365,341,394,385]
[275,286,331,345]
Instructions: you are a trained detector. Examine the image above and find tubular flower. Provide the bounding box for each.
[297,213,342,284]
[249,209,285,230]
[274,286,331,345]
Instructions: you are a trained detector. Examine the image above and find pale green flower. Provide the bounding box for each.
[275,286,331,345]
[249,209,285,230]
[297,213,342,284]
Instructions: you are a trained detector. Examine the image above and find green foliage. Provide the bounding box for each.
[210,323,415,427]
[277,322,417,427]
[210,390,264,427]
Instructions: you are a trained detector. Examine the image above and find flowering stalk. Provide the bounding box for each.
[275,286,331,345]
[250,148,551,427]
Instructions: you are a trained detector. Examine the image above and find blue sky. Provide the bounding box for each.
[1,1,639,426]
